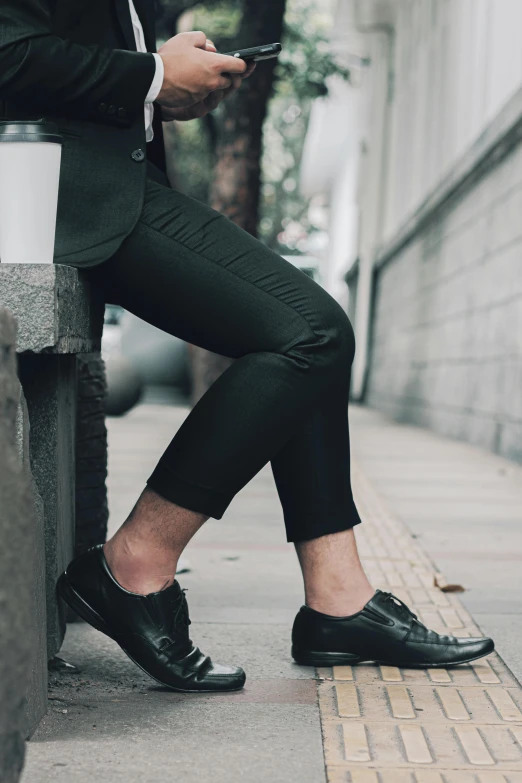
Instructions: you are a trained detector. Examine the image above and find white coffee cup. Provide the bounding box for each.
[0,120,63,264]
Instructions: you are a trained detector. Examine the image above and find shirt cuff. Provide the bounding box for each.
[146,53,164,103]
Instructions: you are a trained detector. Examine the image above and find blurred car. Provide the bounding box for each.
[283,254,322,284]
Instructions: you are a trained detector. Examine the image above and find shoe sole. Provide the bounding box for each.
[57,572,246,694]
[291,646,494,669]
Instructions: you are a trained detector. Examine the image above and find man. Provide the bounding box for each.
[0,0,494,693]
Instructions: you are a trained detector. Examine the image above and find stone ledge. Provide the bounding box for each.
[0,264,104,354]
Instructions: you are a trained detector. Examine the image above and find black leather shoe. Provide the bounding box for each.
[292,590,494,668]
[57,545,246,692]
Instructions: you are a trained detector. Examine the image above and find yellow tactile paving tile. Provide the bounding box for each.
[400,724,433,764]
[388,685,416,719]
[380,666,403,682]
[428,669,452,684]
[487,689,522,722]
[318,465,522,782]
[437,687,470,721]
[342,723,371,762]
[324,658,516,688]
[319,680,522,725]
[326,771,522,782]
[474,662,502,685]
[454,725,495,765]
[333,666,355,681]
[336,684,361,718]
[323,717,522,768]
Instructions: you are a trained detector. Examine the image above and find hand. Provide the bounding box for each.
[160,90,227,122]
[161,39,257,122]
[204,38,258,82]
[157,31,248,109]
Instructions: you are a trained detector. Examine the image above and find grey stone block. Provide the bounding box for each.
[0,265,106,745]
[15,392,47,739]
[75,353,108,557]
[0,308,36,783]
[0,264,103,354]
[0,263,105,665]
[18,353,77,659]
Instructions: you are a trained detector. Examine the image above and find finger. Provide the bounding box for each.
[192,102,210,119]
[206,39,217,52]
[165,106,189,121]
[213,74,233,90]
[204,90,224,110]
[242,62,257,78]
[187,30,208,49]
[221,75,241,95]
[222,75,242,98]
[160,107,178,120]
[213,53,248,73]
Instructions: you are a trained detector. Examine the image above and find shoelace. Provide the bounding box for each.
[163,587,192,636]
[381,592,453,643]
[381,591,418,622]
[175,589,191,627]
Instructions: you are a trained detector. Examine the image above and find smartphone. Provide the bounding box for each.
[222,43,282,63]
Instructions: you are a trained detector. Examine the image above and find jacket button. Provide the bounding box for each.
[131,149,145,163]
[97,102,107,113]
[107,104,116,115]
[117,107,127,120]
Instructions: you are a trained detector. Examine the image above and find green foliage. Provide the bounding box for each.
[165,119,213,203]
[276,16,350,99]
[260,0,349,253]
[192,1,242,39]
[162,0,240,199]
[166,0,350,254]
[260,95,311,250]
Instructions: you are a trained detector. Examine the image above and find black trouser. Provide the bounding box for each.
[83,173,362,542]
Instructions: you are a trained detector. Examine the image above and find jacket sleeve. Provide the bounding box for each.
[0,0,157,126]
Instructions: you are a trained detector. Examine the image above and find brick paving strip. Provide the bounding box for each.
[319,464,522,783]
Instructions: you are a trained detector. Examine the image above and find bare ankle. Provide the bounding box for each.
[102,489,208,594]
[296,528,375,618]
[306,584,376,617]
[103,536,178,595]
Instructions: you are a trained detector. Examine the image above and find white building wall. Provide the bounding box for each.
[384,0,522,240]
[299,0,522,460]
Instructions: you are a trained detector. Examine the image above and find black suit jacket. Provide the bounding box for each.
[0,0,167,267]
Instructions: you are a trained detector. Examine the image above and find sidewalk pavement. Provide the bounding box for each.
[22,401,522,782]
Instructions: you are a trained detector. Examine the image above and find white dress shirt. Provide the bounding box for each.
[128,0,164,142]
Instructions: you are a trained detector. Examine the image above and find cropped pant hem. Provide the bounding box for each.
[285,503,362,544]
[146,463,232,520]
[147,461,362,544]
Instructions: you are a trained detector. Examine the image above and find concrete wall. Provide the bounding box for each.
[361,0,522,459]
[300,0,522,460]
[382,0,522,241]
[366,117,522,460]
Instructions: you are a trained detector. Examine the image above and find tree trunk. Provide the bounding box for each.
[210,5,286,231]
[191,0,287,403]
